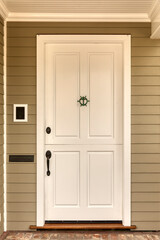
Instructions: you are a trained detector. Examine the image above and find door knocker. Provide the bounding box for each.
[77,96,90,107]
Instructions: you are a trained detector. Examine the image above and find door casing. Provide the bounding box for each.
[36,35,131,226]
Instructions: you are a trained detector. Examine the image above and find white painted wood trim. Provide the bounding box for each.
[37,35,131,226]
[122,35,131,226]
[7,12,150,22]
[150,23,160,39]
[149,0,160,39]
[148,0,160,21]
[3,19,7,232]
[0,1,8,20]
[37,35,45,226]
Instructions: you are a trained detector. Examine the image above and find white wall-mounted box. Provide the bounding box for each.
[13,104,28,122]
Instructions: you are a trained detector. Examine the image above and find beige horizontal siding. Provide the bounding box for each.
[132,154,160,164]
[131,222,160,231]
[8,212,36,222]
[131,24,160,229]
[7,38,36,47]
[7,135,36,144]
[7,193,36,203]
[132,183,160,192]
[7,27,151,37]
[132,114,160,124]
[7,22,150,28]
[132,144,160,153]
[0,105,3,114]
[7,163,36,173]
[8,203,36,212]
[132,202,160,212]
[8,57,36,67]
[132,96,160,105]
[7,21,160,231]
[132,212,160,222]
[132,193,160,202]
[132,174,160,182]
[7,86,36,96]
[132,125,160,134]
[132,163,160,173]
[132,47,160,56]
[132,86,160,95]
[7,96,36,104]
[7,222,37,231]
[132,106,160,114]
[132,57,160,66]
[7,144,36,154]
[0,16,3,237]
[132,135,160,143]
[132,76,160,87]
[132,38,160,47]
[7,77,36,86]
[7,183,36,193]
[7,174,36,183]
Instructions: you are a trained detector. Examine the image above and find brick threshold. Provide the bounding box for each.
[30,223,136,230]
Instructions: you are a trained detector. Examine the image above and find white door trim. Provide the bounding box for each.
[37,34,131,227]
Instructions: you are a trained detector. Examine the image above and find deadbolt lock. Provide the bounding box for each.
[46,127,51,134]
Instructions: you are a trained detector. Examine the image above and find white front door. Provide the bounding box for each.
[44,42,123,221]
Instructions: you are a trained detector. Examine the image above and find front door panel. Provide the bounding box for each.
[45,42,123,221]
[45,145,122,220]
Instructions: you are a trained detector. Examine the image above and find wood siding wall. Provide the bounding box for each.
[0,17,4,236]
[7,22,160,231]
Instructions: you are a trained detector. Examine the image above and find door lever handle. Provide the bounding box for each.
[46,150,51,176]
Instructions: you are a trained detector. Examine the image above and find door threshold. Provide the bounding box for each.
[30,222,136,230]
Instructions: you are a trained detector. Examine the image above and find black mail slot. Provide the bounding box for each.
[9,155,34,162]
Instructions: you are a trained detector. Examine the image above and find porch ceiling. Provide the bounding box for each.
[1,0,155,14]
[0,0,158,22]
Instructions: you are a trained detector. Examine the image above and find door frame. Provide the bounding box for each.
[36,35,131,227]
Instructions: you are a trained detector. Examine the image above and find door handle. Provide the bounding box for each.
[46,150,51,176]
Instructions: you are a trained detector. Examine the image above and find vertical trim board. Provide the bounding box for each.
[0,15,4,236]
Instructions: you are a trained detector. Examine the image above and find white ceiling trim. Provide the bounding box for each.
[149,0,160,20]
[6,12,150,22]
[0,0,152,22]
[151,24,160,38]
[149,0,160,38]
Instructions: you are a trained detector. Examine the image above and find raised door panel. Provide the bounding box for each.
[89,53,114,138]
[45,45,80,144]
[45,149,81,220]
[85,44,123,145]
[85,145,122,220]
[55,54,79,137]
[54,152,80,206]
[88,152,113,206]
[45,145,122,221]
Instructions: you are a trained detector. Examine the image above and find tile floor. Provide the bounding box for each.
[1,231,160,240]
